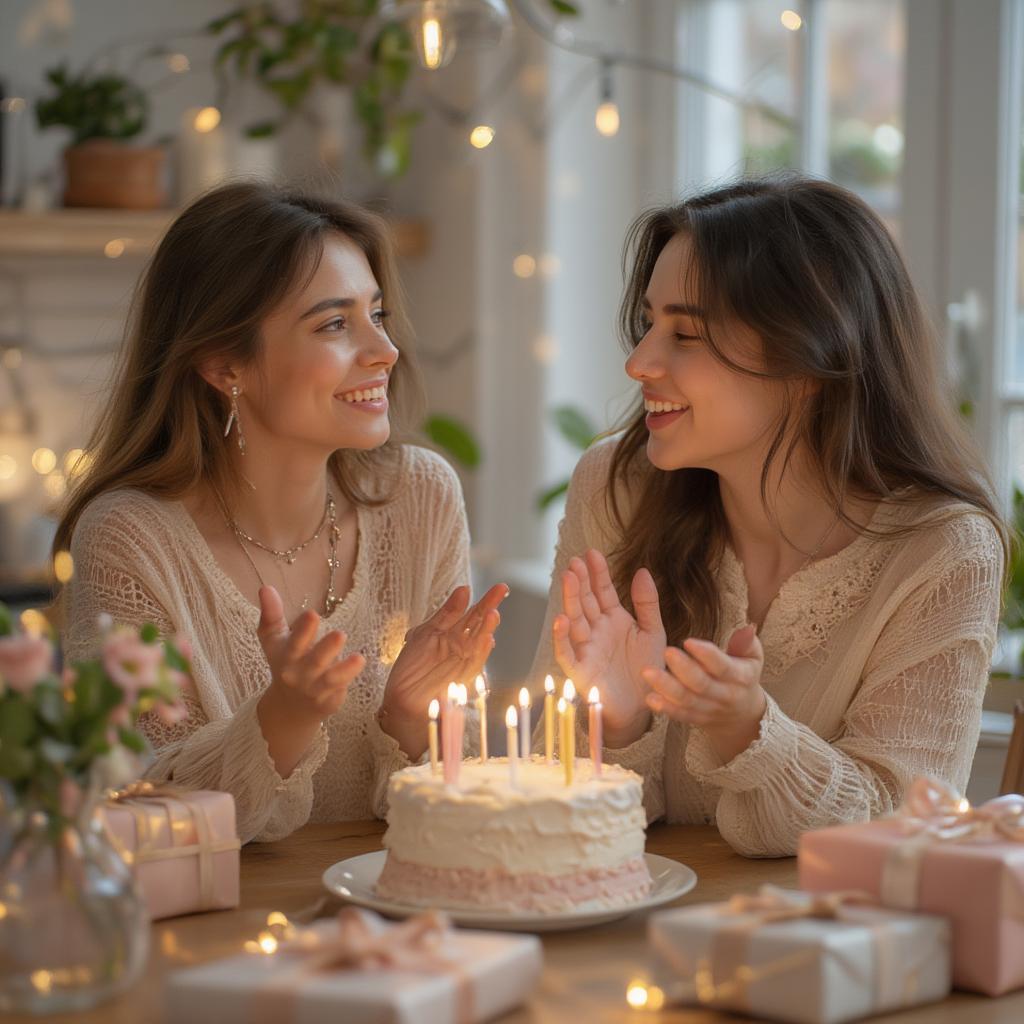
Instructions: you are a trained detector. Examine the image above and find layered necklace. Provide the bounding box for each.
[218,490,343,616]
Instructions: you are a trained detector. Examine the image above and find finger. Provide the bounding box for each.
[303,630,347,677]
[257,586,288,642]
[453,583,508,639]
[663,646,726,702]
[726,623,759,658]
[571,557,602,625]
[585,549,621,613]
[642,664,689,706]
[646,688,717,724]
[552,614,579,676]
[316,653,365,707]
[632,568,665,637]
[424,587,471,635]
[285,609,319,662]
[561,569,590,645]
[681,637,734,679]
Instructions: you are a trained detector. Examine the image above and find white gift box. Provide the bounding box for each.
[165,908,542,1024]
[647,888,951,1024]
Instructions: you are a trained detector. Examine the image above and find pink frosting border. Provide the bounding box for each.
[376,854,653,913]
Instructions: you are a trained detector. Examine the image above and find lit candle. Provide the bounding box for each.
[588,686,603,777]
[562,680,576,785]
[518,687,531,761]
[475,674,488,762]
[506,705,519,787]
[443,681,459,785]
[557,698,571,785]
[455,684,468,781]
[544,674,556,764]
[428,698,440,775]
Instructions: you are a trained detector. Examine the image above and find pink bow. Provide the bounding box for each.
[898,776,1024,842]
[727,885,872,924]
[280,908,455,975]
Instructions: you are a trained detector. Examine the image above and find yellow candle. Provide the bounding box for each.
[558,696,574,786]
[544,674,556,764]
[475,674,488,761]
[428,698,440,775]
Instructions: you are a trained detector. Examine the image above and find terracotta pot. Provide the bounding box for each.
[63,140,166,210]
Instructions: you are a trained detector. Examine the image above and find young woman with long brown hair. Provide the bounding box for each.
[55,182,505,843]
[529,175,1007,857]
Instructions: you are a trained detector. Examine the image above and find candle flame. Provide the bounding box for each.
[588,686,600,704]
[428,698,440,720]
[544,673,555,694]
[505,705,518,727]
[557,697,567,713]
[519,686,531,708]
[457,683,468,706]
[563,679,576,701]
[626,981,649,1008]
[957,798,970,813]
[257,931,278,955]
[475,674,487,696]
[447,681,459,702]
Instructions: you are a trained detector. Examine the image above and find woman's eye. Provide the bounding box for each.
[320,318,345,332]
[675,333,699,343]
[373,309,390,325]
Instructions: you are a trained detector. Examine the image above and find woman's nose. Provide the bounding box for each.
[625,332,663,381]
[360,327,400,368]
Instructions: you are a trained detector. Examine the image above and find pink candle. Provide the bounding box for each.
[506,705,519,787]
[588,686,603,777]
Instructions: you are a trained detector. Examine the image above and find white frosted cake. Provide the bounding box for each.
[376,757,652,913]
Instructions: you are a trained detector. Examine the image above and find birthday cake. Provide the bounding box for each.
[375,758,653,913]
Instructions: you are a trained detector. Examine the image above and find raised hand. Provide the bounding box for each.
[552,549,666,747]
[379,583,509,756]
[643,623,767,763]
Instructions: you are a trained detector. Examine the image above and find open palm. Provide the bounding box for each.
[552,549,666,739]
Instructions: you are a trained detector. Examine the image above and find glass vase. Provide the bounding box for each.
[0,787,149,1014]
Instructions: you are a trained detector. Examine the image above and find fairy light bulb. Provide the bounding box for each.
[595,60,620,138]
[416,2,457,70]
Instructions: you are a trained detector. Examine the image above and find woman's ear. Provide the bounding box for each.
[196,358,240,396]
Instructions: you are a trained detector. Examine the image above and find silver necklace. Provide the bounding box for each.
[227,496,332,564]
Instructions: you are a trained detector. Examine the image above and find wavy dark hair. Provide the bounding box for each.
[608,175,1008,645]
[54,180,422,559]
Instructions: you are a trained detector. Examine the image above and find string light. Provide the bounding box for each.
[383,0,509,72]
[512,254,536,278]
[470,124,495,148]
[104,239,126,259]
[781,9,802,31]
[595,60,620,138]
[31,448,56,475]
[193,107,221,133]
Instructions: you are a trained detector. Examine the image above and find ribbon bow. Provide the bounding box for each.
[898,776,1024,842]
[106,779,184,802]
[726,886,873,924]
[280,908,453,974]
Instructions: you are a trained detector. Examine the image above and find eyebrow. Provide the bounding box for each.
[641,297,704,316]
[298,290,384,321]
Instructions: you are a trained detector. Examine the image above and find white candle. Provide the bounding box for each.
[475,674,488,762]
[506,705,519,787]
[544,674,556,764]
[428,698,440,775]
[455,683,468,768]
[443,681,459,785]
[588,686,603,777]
[518,686,531,761]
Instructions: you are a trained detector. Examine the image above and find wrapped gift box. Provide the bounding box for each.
[648,887,950,1024]
[99,786,240,921]
[165,908,543,1024]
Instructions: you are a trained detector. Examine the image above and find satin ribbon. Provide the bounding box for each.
[256,908,475,1024]
[881,776,1024,911]
[101,781,239,912]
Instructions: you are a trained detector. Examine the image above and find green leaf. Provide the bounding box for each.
[0,745,34,781]
[245,119,279,139]
[118,728,147,754]
[536,480,570,512]
[140,623,159,644]
[0,697,35,745]
[0,603,12,635]
[423,415,481,469]
[552,406,599,450]
[35,684,66,729]
[548,0,580,14]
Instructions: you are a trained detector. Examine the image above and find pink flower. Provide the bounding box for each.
[155,699,188,726]
[0,634,55,692]
[173,633,193,662]
[102,627,163,698]
[59,778,83,819]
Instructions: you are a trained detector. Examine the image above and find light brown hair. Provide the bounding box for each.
[609,175,1008,644]
[54,180,422,559]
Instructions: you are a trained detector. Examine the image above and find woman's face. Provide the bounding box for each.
[243,233,399,454]
[625,233,789,474]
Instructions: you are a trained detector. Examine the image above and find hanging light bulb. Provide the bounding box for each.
[595,60,620,138]
[382,0,509,72]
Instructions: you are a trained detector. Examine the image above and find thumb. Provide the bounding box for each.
[726,623,760,659]
[257,586,288,642]
[631,568,665,637]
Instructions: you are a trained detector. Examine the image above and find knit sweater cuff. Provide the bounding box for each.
[602,711,669,775]
[685,693,800,791]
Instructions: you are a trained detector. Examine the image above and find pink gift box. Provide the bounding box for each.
[99,787,240,921]
[798,817,1024,995]
[165,908,543,1024]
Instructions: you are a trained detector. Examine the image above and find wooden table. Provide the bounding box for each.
[36,821,1024,1023]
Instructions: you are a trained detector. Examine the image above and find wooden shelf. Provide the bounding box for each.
[0,208,430,261]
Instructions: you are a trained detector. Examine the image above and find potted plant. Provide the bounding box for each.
[0,604,188,1014]
[35,63,166,209]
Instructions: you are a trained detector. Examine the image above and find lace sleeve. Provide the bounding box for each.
[65,496,326,843]
[685,517,1003,857]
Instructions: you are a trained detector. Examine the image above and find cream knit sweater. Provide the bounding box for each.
[528,438,1004,857]
[63,446,472,843]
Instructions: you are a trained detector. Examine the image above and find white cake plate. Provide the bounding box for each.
[321,852,697,932]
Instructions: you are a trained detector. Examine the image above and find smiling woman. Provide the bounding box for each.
[51,182,507,842]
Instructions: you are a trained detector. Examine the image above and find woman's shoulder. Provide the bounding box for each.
[71,487,182,551]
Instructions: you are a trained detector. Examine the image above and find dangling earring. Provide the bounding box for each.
[223,385,246,455]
